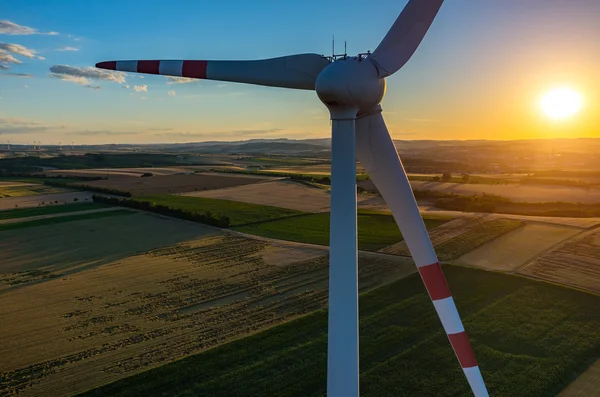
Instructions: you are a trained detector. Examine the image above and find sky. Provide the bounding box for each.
[1,0,599,144]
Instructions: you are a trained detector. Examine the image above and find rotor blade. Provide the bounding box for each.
[355,109,488,397]
[369,0,444,78]
[96,53,329,90]
[328,116,359,397]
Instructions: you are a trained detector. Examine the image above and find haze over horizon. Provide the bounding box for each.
[2,0,599,144]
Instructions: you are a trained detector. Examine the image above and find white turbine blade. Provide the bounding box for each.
[96,53,330,90]
[327,116,359,397]
[369,0,444,78]
[355,109,488,397]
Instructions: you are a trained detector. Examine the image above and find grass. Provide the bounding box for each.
[135,195,305,227]
[78,265,600,397]
[235,210,450,251]
[0,203,106,220]
[0,209,134,231]
[435,218,524,261]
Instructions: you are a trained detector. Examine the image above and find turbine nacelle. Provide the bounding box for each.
[315,57,385,119]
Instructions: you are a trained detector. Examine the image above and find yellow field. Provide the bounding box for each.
[183,180,370,212]
[519,227,600,294]
[456,223,582,272]
[0,213,415,396]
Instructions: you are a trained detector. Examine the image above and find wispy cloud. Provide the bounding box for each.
[57,46,79,52]
[133,84,147,92]
[37,56,45,60]
[48,64,126,89]
[0,20,58,36]
[0,42,36,58]
[168,90,176,96]
[154,128,286,139]
[165,76,197,84]
[0,117,50,134]
[0,50,20,65]
[67,130,141,136]
[123,84,130,89]
[0,72,33,77]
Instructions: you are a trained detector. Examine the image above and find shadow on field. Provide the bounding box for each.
[0,212,219,294]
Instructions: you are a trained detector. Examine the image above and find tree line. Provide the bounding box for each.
[92,195,231,227]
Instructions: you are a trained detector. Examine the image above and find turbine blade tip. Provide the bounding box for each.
[96,61,116,70]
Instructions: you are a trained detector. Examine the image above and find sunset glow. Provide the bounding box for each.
[539,87,583,121]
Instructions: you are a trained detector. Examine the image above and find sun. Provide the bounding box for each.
[539,87,583,120]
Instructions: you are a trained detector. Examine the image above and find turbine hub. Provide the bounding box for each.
[315,58,385,119]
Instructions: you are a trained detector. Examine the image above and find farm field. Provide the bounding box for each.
[78,265,600,397]
[0,212,217,276]
[0,227,415,396]
[45,167,194,177]
[0,182,67,198]
[381,217,523,261]
[0,202,105,220]
[519,227,600,294]
[410,180,600,203]
[381,215,488,256]
[457,223,582,272]
[183,180,369,212]
[434,218,523,261]
[135,195,304,226]
[234,210,450,252]
[82,173,270,196]
[0,191,94,210]
[0,208,133,232]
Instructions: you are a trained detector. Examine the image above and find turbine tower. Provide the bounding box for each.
[96,1,487,395]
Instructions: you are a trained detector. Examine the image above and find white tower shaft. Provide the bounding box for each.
[327,115,359,397]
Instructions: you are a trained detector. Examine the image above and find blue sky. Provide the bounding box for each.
[1,0,599,144]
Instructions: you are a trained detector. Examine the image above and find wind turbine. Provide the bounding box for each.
[96,1,487,395]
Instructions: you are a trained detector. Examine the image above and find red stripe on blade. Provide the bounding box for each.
[137,60,161,74]
[448,332,477,368]
[96,61,116,70]
[418,262,451,301]
[182,60,208,79]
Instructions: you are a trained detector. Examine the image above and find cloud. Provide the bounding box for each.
[24,84,29,88]
[37,56,45,60]
[0,64,9,70]
[0,117,50,134]
[154,128,286,139]
[0,50,20,65]
[0,42,37,58]
[48,64,126,88]
[123,84,130,89]
[0,20,58,36]
[165,76,197,84]
[141,96,147,100]
[168,90,176,96]
[57,46,79,52]
[67,130,140,136]
[0,72,33,77]
[133,84,147,92]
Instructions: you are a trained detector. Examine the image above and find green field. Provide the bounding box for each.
[79,265,600,397]
[0,209,134,231]
[0,184,66,198]
[135,195,304,226]
[0,202,106,220]
[436,219,523,261]
[235,210,450,251]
